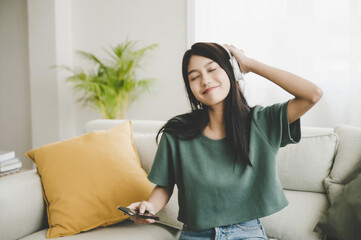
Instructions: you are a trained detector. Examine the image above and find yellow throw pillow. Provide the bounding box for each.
[25,121,154,238]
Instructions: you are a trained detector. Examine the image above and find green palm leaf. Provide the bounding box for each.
[56,40,158,119]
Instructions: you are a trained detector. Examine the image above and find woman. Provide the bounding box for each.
[126,42,322,240]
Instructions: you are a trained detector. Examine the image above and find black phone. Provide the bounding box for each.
[117,206,160,221]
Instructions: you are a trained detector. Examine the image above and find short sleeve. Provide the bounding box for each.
[252,99,301,150]
[147,133,175,187]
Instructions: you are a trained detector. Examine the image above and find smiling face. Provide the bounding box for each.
[187,55,231,109]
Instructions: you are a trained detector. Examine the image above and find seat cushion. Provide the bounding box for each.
[19,220,180,240]
[19,220,281,240]
[260,190,327,240]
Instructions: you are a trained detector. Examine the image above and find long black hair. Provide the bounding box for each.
[156,42,253,168]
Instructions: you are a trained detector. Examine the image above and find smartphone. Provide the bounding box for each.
[117,206,160,221]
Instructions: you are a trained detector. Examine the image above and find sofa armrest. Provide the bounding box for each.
[0,169,47,240]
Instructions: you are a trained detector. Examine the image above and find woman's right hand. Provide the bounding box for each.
[224,44,252,74]
[126,201,157,224]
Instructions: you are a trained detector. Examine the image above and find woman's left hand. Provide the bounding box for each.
[224,44,251,74]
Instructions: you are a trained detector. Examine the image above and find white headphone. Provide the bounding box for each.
[218,44,245,90]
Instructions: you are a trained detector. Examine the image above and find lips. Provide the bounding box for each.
[203,86,218,94]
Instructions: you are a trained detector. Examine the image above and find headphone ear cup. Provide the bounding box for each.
[230,57,244,82]
[218,44,245,83]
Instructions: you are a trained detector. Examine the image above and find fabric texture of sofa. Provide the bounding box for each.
[1,119,360,240]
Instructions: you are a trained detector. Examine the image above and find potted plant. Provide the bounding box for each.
[58,40,158,119]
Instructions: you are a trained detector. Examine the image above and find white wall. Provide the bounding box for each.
[27,0,188,139]
[190,0,361,128]
[70,0,189,136]
[2,0,189,169]
[0,0,32,169]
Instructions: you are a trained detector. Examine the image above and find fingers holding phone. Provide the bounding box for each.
[124,201,157,224]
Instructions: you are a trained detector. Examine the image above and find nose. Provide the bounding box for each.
[200,73,211,86]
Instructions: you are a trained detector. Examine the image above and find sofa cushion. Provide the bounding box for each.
[314,168,361,239]
[313,125,361,239]
[19,220,181,240]
[328,125,361,184]
[260,190,327,240]
[324,125,361,205]
[277,133,338,193]
[25,121,154,238]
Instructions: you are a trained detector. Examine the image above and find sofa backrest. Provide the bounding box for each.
[84,119,165,135]
[277,132,338,193]
[85,120,339,194]
[85,119,165,174]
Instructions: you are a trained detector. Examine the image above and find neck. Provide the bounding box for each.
[205,104,225,136]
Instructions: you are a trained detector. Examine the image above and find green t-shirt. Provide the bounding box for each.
[147,100,301,230]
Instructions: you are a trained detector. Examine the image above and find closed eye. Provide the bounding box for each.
[190,68,217,81]
[191,75,200,81]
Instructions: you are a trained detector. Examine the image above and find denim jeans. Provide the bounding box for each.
[179,218,268,240]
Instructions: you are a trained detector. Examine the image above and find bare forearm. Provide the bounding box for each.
[247,58,322,103]
[148,185,173,213]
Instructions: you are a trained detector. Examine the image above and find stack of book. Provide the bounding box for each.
[0,150,22,177]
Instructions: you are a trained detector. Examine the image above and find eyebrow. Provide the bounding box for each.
[187,61,215,75]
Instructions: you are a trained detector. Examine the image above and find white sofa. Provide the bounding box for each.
[1,119,360,240]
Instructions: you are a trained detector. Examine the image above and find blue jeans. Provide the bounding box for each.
[179,218,268,240]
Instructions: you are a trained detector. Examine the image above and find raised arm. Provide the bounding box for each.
[225,44,323,124]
